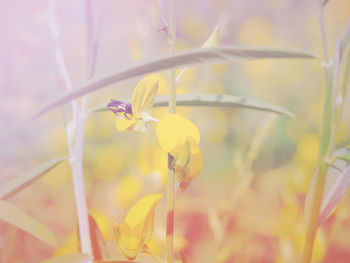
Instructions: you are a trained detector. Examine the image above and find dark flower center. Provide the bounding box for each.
[107,99,133,119]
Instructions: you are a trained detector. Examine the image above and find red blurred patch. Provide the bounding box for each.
[180,212,212,257]
[323,244,350,263]
[166,210,174,236]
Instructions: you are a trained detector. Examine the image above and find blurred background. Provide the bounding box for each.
[1,0,350,262]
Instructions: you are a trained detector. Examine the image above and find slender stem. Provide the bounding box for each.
[168,0,176,114]
[49,0,92,255]
[302,2,333,262]
[331,34,350,148]
[318,4,329,62]
[166,0,176,262]
[72,0,99,256]
[70,156,92,255]
[69,0,96,255]
[73,112,91,256]
[166,155,175,263]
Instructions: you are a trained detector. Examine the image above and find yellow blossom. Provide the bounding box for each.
[114,175,143,208]
[108,76,159,133]
[156,114,203,190]
[113,194,162,260]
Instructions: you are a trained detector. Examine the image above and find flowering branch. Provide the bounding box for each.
[48,0,101,258]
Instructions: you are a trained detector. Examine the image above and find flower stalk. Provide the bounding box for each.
[72,0,99,256]
[166,0,176,262]
[49,0,100,257]
[302,3,333,263]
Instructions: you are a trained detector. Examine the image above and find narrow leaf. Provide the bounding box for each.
[89,93,295,117]
[0,199,57,247]
[176,25,219,82]
[31,46,315,119]
[340,19,350,54]
[319,159,350,224]
[0,156,66,200]
[341,37,350,97]
[305,157,350,225]
[42,253,93,263]
[202,25,219,48]
[333,148,350,163]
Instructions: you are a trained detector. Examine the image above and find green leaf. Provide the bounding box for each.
[0,157,66,200]
[319,161,350,224]
[89,93,295,117]
[42,253,93,263]
[31,45,315,119]
[0,199,57,247]
[340,19,350,55]
[341,40,350,97]
[333,148,350,163]
[305,150,350,226]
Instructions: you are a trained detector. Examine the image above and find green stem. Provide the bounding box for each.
[166,161,175,263]
[169,0,176,114]
[166,0,176,263]
[318,4,329,62]
[332,46,350,146]
[302,3,333,259]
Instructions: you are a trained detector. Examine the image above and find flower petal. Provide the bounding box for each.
[132,76,159,118]
[188,148,204,179]
[148,74,169,95]
[156,114,200,153]
[115,118,137,132]
[114,194,162,260]
[125,194,162,229]
[174,140,191,169]
[114,223,141,260]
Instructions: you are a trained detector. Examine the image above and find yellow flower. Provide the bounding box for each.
[108,76,159,133]
[113,194,162,260]
[156,114,203,190]
[53,232,78,257]
[114,175,143,208]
